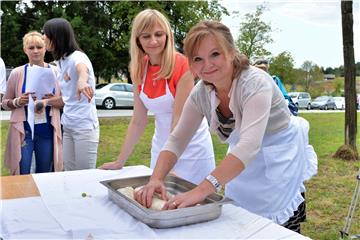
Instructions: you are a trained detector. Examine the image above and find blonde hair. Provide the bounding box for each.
[23,31,44,49]
[129,9,176,84]
[183,21,249,80]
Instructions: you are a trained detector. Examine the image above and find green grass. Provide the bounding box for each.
[1,113,360,239]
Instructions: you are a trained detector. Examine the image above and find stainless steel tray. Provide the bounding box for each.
[100,175,233,228]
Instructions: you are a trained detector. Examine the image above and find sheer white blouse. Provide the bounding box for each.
[162,66,291,167]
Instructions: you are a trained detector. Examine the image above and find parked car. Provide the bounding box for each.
[95,83,134,109]
[310,96,337,110]
[333,96,345,110]
[288,92,312,110]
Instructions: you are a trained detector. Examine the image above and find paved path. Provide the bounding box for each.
[0,109,156,121]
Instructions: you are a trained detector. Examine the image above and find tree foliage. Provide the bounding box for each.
[235,5,273,60]
[300,60,323,91]
[269,51,295,85]
[1,1,227,83]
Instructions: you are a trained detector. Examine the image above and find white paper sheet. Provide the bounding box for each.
[24,65,56,139]
[25,65,56,100]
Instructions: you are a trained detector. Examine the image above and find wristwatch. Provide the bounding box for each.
[206,174,222,193]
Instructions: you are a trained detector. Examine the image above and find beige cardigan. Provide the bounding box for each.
[2,64,63,175]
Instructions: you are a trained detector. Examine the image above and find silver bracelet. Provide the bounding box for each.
[205,174,222,193]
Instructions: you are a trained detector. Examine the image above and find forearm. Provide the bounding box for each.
[163,99,204,158]
[77,63,89,85]
[3,97,21,110]
[192,153,245,196]
[45,96,64,108]
[211,153,245,186]
[150,151,178,181]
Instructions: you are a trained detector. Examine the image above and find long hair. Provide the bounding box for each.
[43,18,81,60]
[129,9,176,84]
[183,20,249,80]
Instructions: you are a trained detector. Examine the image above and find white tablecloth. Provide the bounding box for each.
[1,166,311,239]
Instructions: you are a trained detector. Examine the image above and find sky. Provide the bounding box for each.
[220,0,360,69]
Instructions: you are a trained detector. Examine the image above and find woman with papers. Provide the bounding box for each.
[2,31,63,175]
[42,18,99,171]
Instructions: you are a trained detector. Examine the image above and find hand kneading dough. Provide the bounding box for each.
[117,186,169,211]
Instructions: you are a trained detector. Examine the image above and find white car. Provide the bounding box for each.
[95,83,134,109]
[333,96,345,110]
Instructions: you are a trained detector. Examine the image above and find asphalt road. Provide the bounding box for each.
[0,109,155,121]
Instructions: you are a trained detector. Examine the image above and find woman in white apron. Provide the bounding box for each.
[100,9,215,184]
[136,21,312,233]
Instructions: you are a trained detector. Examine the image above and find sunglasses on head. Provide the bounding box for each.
[254,60,268,65]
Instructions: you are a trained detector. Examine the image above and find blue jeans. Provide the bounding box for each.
[20,130,54,174]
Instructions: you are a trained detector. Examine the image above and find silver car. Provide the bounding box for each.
[310,96,336,110]
[95,83,134,109]
[288,92,312,110]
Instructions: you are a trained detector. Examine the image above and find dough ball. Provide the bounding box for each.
[149,197,166,210]
[117,186,135,200]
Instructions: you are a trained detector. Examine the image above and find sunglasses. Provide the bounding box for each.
[254,60,268,65]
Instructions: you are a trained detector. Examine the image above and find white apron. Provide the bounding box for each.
[139,62,215,184]
[225,116,306,224]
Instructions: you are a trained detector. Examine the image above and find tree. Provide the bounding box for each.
[324,67,335,74]
[300,60,323,91]
[334,0,358,160]
[268,51,295,85]
[236,5,273,59]
[1,1,227,83]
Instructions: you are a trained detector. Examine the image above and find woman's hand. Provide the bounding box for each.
[162,186,209,210]
[42,93,54,100]
[134,179,168,208]
[17,92,35,106]
[98,160,124,170]
[77,81,94,102]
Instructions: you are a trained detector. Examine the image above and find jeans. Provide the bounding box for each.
[20,130,54,174]
[63,126,99,171]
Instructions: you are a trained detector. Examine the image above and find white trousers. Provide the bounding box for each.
[63,126,99,171]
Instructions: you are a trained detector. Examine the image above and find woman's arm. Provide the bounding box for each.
[171,70,194,130]
[41,95,64,108]
[76,63,93,102]
[1,70,18,110]
[100,86,148,169]
[162,153,245,210]
[163,90,273,209]
[135,99,205,207]
[1,69,32,109]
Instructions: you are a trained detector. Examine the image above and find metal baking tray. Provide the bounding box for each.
[100,175,233,228]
